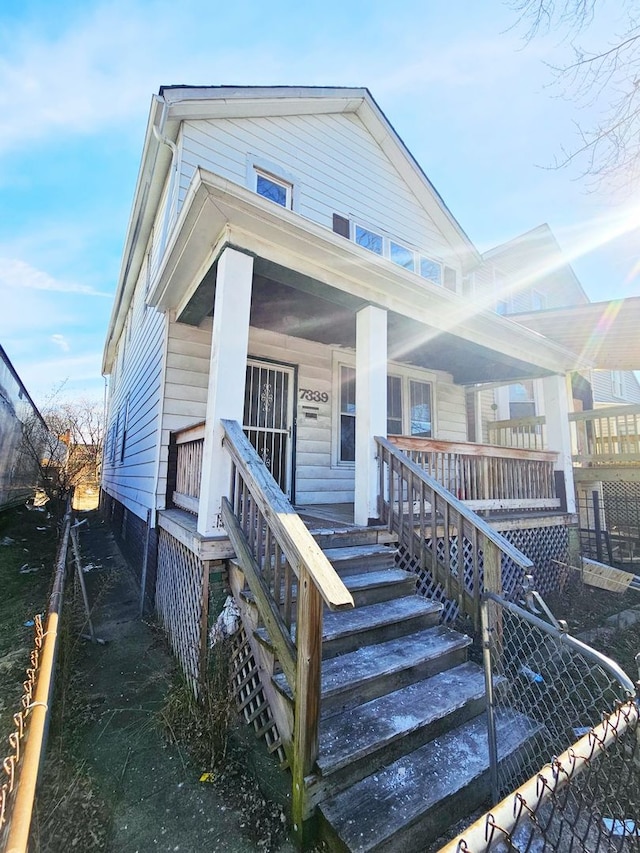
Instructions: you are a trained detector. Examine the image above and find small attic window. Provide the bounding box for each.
[254,169,292,209]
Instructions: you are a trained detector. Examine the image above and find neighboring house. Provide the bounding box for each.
[0,345,47,511]
[102,86,631,848]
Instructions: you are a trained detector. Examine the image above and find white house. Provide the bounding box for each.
[101,86,620,849]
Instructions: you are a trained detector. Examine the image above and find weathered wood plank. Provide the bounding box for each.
[222,419,354,612]
[221,497,297,688]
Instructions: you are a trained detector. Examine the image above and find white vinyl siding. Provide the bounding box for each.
[102,303,166,521]
[178,112,460,273]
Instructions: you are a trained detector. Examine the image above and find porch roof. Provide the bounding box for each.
[510,299,640,371]
[146,169,591,385]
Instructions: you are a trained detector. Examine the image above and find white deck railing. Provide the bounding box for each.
[569,404,640,466]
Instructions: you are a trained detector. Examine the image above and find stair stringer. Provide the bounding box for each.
[228,561,294,768]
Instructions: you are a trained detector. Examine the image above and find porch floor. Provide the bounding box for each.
[295,503,355,528]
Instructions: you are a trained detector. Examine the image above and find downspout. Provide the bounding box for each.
[152,100,179,263]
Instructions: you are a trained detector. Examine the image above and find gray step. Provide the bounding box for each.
[323,544,397,576]
[319,708,544,853]
[254,595,441,661]
[315,662,487,796]
[273,626,472,717]
[242,566,415,614]
[321,596,442,659]
[343,568,416,606]
[311,527,396,550]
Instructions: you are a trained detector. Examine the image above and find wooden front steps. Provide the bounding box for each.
[233,528,538,851]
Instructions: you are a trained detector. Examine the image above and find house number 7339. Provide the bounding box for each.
[299,388,329,403]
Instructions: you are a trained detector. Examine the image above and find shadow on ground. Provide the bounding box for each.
[32,510,297,853]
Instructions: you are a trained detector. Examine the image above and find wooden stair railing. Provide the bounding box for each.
[376,436,535,627]
[220,419,354,841]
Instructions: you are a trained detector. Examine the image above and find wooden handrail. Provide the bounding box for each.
[376,436,534,626]
[221,419,353,611]
[220,419,353,840]
[389,435,556,463]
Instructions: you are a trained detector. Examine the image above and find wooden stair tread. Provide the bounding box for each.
[319,709,543,852]
[321,596,441,643]
[342,568,414,592]
[317,661,485,775]
[272,626,471,703]
[323,544,396,564]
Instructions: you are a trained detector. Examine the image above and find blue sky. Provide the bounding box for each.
[0,0,638,402]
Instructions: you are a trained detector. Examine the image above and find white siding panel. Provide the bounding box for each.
[102,298,166,520]
[179,112,459,267]
[435,382,467,441]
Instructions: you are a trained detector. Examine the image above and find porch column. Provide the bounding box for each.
[197,248,254,535]
[355,305,387,526]
[542,373,576,514]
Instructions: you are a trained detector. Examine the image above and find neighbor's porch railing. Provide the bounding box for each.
[376,436,536,627]
[170,422,205,514]
[570,404,640,466]
[387,436,560,511]
[487,415,547,451]
[219,419,354,840]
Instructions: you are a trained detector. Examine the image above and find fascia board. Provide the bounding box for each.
[151,168,589,374]
[103,95,171,373]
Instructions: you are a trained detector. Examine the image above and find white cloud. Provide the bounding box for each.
[51,334,70,352]
[0,257,111,297]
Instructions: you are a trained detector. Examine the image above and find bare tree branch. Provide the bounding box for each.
[507,0,640,189]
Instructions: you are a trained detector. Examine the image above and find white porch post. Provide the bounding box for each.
[355,305,387,526]
[197,248,253,536]
[542,373,576,514]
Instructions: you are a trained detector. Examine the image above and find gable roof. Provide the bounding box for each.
[103,86,480,371]
[482,223,589,307]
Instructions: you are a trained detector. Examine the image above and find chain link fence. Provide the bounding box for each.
[442,592,640,852]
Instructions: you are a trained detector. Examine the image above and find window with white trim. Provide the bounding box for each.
[339,365,356,462]
[612,371,624,398]
[336,361,434,465]
[531,290,547,311]
[254,169,292,209]
[348,219,445,285]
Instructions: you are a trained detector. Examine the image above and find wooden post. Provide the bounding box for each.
[483,539,503,647]
[542,373,576,513]
[292,565,323,843]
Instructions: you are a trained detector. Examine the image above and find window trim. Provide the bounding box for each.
[332,353,437,467]
[349,219,444,285]
[246,154,299,211]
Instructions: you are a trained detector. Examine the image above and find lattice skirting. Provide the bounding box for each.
[399,525,569,623]
[230,624,287,767]
[155,529,208,692]
[602,481,640,534]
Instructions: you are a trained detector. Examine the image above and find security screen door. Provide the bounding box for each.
[243,360,294,498]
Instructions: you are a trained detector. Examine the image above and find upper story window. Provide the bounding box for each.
[531,290,547,311]
[255,169,292,209]
[355,225,383,255]
[346,218,447,287]
[612,371,624,398]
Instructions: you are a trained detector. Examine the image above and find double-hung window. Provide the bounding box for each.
[339,365,357,462]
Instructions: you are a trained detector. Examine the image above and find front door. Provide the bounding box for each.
[243,359,295,498]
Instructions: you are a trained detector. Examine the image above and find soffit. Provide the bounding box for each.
[510,299,640,371]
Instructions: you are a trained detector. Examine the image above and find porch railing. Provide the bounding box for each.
[170,422,205,514]
[220,419,354,840]
[487,415,547,451]
[569,403,640,466]
[376,436,535,626]
[387,436,560,511]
